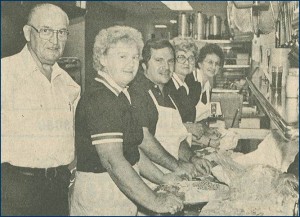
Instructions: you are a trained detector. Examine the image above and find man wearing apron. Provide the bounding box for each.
[130,39,212,179]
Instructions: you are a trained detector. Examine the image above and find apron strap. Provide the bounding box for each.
[149,89,179,112]
[148,90,159,107]
[168,95,179,111]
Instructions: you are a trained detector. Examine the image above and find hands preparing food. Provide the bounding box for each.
[161,172,186,184]
[189,155,212,176]
[176,160,198,179]
[191,126,224,148]
[155,192,184,214]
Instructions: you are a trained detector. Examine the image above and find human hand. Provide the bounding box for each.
[155,192,184,214]
[190,156,212,176]
[208,138,220,148]
[176,160,198,179]
[192,134,220,148]
[162,172,184,184]
[184,122,205,139]
[205,127,222,140]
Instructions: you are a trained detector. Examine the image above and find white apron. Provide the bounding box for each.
[195,101,210,122]
[148,90,189,172]
[70,165,139,216]
[194,71,211,122]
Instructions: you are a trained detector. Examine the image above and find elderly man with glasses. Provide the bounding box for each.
[1,3,80,216]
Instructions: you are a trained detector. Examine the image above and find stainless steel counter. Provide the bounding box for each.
[247,73,299,140]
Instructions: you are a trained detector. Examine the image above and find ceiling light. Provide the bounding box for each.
[155,25,167,28]
[76,1,86,9]
[161,1,193,11]
[170,20,177,24]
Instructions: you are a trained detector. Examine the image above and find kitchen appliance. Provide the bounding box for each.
[178,12,188,37]
[195,11,207,40]
[208,15,222,39]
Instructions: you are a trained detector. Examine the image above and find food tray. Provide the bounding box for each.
[155,180,229,204]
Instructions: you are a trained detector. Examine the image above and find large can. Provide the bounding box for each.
[209,15,222,39]
[178,12,188,37]
[195,12,207,40]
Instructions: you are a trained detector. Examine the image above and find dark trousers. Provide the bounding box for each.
[1,163,71,216]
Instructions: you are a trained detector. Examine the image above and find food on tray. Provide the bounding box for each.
[155,180,229,204]
[200,165,299,216]
[210,151,246,185]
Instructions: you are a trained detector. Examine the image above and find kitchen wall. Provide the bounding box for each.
[123,15,155,41]
[64,16,86,91]
[85,2,127,87]
[1,2,26,58]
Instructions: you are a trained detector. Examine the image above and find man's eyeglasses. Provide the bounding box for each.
[176,55,195,64]
[27,24,69,41]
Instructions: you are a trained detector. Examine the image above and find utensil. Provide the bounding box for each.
[231,108,239,128]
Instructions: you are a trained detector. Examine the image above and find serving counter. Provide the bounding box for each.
[246,70,299,140]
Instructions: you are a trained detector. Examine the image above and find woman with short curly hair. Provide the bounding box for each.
[191,43,224,122]
[70,26,183,216]
[166,37,200,123]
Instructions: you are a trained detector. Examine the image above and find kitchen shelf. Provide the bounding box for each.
[223,65,250,69]
[197,39,252,44]
[197,39,232,44]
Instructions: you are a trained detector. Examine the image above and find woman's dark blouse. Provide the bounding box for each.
[185,73,202,107]
[165,73,202,123]
[75,79,143,173]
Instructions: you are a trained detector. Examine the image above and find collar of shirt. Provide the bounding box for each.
[192,70,198,82]
[95,71,131,103]
[19,45,62,82]
[134,73,175,108]
[194,69,211,91]
[172,73,190,95]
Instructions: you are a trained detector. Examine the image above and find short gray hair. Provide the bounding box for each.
[93,25,144,71]
[27,3,69,26]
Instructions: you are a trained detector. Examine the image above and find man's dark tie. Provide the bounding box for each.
[178,86,188,96]
[118,91,130,105]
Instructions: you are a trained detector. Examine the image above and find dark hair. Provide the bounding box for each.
[197,43,224,68]
[141,39,175,66]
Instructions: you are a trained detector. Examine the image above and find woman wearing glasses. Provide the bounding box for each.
[166,37,200,123]
[167,41,224,147]
[188,43,224,122]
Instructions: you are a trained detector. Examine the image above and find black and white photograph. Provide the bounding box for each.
[1,1,299,216]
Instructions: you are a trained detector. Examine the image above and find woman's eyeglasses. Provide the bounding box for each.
[203,59,220,68]
[176,55,195,64]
